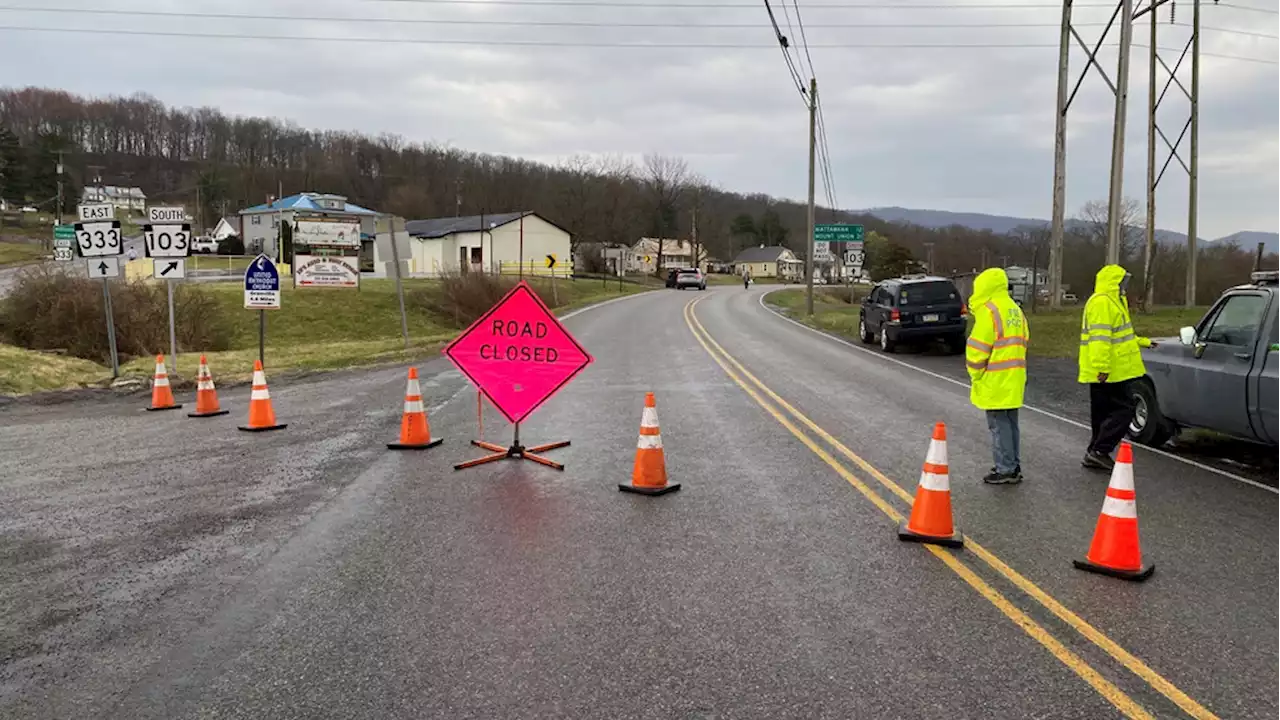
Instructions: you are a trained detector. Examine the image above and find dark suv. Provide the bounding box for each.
[859,275,967,354]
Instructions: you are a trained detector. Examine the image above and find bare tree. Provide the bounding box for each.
[641,153,689,275]
[1076,197,1142,262]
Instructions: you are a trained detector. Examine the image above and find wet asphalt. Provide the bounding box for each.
[0,286,1275,719]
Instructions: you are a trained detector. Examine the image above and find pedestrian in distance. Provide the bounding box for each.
[127,246,137,262]
[966,267,1029,485]
[1078,264,1157,471]
[743,269,751,290]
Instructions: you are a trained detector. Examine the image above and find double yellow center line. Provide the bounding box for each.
[683,296,1217,720]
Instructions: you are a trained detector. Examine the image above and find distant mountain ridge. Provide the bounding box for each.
[858,206,1278,255]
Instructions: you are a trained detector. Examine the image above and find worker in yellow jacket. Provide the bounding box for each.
[966,267,1029,485]
[1077,265,1157,471]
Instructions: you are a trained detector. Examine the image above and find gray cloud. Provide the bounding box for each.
[0,0,1273,236]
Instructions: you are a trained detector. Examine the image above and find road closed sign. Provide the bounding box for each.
[443,281,593,424]
[243,254,281,309]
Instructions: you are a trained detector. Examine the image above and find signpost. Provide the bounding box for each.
[76,204,121,377]
[146,207,193,370]
[545,253,559,304]
[445,280,593,471]
[244,254,281,366]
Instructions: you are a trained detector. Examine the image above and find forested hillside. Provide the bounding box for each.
[0,87,1270,304]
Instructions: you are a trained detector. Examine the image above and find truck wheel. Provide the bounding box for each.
[1127,379,1175,447]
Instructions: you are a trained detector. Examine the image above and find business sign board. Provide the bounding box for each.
[243,254,281,309]
[294,254,360,288]
[294,218,360,248]
[443,281,593,424]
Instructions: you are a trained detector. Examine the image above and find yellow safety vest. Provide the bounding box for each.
[966,269,1029,410]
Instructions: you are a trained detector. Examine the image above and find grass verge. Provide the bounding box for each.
[766,288,1208,358]
[0,241,48,267]
[0,344,111,394]
[4,276,652,394]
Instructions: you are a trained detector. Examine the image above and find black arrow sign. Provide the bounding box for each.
[97,261,108,275]
[161,261,178,276]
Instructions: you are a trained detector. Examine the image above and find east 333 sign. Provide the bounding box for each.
[74,221,122,257]
[144,224,191,258]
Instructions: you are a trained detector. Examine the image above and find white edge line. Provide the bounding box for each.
[756,288,1278,494]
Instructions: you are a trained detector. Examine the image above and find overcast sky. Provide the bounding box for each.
[0,0,1275,238]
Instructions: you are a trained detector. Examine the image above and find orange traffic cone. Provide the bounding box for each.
[898,422,963,548]
[188,355,229,418]
[237,360,287,432]
[387,367,443,450]
[1073,442,1154,581]
[618,392,680,495]
[146,355,182,411]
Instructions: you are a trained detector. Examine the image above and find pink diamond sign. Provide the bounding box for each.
[443,281,594,424]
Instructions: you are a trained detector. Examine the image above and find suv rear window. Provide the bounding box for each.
[899,281,959,306]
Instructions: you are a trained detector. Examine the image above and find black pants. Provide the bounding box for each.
[1088,379,1136,455]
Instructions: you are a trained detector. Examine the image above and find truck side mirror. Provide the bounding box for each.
[1179,327,1196,346]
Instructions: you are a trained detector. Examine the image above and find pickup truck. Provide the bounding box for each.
[1128,271,1279,448]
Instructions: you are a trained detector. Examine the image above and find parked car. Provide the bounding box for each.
[1128,270,1278,447]
[191,236,219,254]
[675,268,706,291]
[858,274,967,354]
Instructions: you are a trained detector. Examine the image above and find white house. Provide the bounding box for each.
[404,211,572,277]
[81,185,147,213]
[630,237,704,273]
[238,191,380,259]
[211,217,238,240]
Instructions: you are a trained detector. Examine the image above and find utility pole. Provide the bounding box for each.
[1143,3,1157,310]
[805,76,817,316]
[1186,0,1201,306]
[55,151,64,227]
[1104,0,1135,265]
[196,182,202,235]
[455,178,462,218]
[924,242,935,274]
[1048,0,1071,309]
[691,205,699,271]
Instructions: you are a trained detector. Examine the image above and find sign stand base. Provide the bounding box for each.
[453,423,569,471]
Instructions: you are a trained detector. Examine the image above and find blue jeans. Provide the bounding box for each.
[986,409,1021,474]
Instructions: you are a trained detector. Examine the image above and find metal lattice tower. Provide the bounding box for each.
[1047,0,1210,309]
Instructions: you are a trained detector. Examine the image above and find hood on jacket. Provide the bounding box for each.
[969,267,1010,307]
[1094,265,1130,296]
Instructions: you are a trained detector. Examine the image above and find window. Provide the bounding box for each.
[252,215,261,226]
[1201,293,1267,347]
[899,281,959,307]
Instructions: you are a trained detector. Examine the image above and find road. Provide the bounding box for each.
[0,287,1275,719]
[0,235,145,295]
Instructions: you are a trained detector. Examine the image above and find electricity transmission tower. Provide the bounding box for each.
[1047,0,1210,309]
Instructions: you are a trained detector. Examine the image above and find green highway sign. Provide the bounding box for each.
[815,224,864,244]
[54,224,76,240]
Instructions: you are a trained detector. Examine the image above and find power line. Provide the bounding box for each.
[0,25,1271,62]
[762,0,808,99]
[342,0,1122,7]
[1216,2,1279,13]
[0,7,1272,39]
[791,0,817,80]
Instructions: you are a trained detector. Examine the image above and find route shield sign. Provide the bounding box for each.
[243,254,281,309]
[443,281,593,424]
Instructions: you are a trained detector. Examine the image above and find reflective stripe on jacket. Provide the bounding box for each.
[966,268,1028,410]
[1076,265,1151,384]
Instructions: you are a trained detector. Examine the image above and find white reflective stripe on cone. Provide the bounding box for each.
[252,371,267,386]
[1108,462,1135,492]
[198,379,215,391]
[640,406,660,429]
[1101,496,1138,519]
[404,400,425,414]
[918,470,950,492]
[250,388,271,400]
[924,439,948,466]
[406,378,421,396]
[153,377,170,387]
[637,433,663,450]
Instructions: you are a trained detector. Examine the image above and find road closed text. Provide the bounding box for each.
[479,320,560,362]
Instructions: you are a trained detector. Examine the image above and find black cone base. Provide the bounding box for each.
[238,423,288,433]
[388,438,444,450]
[897,521,964,548]
[1072,558,1154,582]
[146,404,183,412]
[188,409,230,418]
[618,482,681,496]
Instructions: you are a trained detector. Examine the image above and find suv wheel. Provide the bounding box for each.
[880,328,896,353]
[858,316,874,344]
